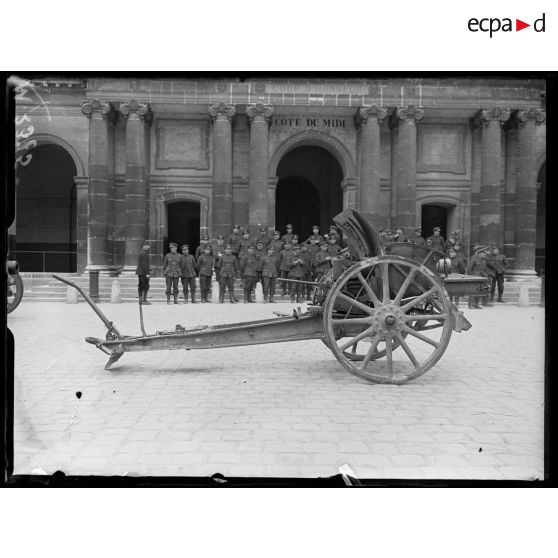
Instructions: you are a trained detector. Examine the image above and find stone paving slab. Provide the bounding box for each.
[8,300,545,480]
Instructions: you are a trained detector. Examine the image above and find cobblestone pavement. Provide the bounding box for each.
[9,298,545,480]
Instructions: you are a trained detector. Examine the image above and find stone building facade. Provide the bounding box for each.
[12,77,546,278]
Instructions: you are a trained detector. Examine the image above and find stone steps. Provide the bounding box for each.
[20,273,543,305]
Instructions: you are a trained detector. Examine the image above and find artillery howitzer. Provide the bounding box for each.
[7,260,24,314]
[54,209,488,384]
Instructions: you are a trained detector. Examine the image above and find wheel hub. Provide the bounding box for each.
[372,304,405,337]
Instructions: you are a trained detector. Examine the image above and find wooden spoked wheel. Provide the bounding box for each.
[323,256,452,384]
[7,273,24,314]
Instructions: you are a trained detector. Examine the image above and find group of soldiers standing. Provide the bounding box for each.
[136,221,507,308]
[136,223,346,305]
[381,224,507,308]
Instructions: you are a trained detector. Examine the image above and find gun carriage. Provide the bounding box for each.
[54,209,488,385]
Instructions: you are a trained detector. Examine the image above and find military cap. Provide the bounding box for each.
[319,241,328,247]
[202,235,210,241]
[233,224,240,229]
[267,245,275,251]
[259,225,267,231]
[203,244,211,250]
[378,227,385,233]
[256,240,264,245]
[273,230,280,235]
[225,244,232,249]
[286,224,294,229]
[433,226,441,232]
[312,225,320,229]
[284,240,292,245]
[169,242,178,247]
[414,226,422,232]
[247,244,255,250]
[216,235,224,240]
[242,229,249,235]
[181,244,189,250]
[329,225,337,230]
[292,234,299,240]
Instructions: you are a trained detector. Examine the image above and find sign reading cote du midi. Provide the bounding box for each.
[272,116,346,128]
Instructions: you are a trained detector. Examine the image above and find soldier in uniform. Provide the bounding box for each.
[196,244,215,303]
[300,243,314,300]
[260,245,280,303]
[136,241,151,305]
[218,245,240,303]
[179,244,197,304]
[468,246,488,309]
[326,235,341,258]
[240,245,258,303]
[288,247,306,303]
[254,240,266,284]
[306,236,320,278]
[281,224,295,244]
[410,227,426,245]
[488,246,506,303]
[239,229,252,259]
[328,225,341,245]
[256,225,271,249]
[314,241,331,282]
[483,248,496,307]
[270,230,283,255]
[448,242,466,306]
[393,226,408,242]
[228,224,242,258]
[279,240,293,296]
[212,235,226,284]
[291,234,300,250]
[195,236,211,259]
[427,227,446,253]
[163,242,182,305]
[305,225,324,244]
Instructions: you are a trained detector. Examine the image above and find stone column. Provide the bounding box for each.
[394,105,423,231]
[209,102,236,237]
[356,105,387,225]
[478,108,510,247]
[246,103,274,234]
[119,100,152,272]
[267,177,279,230]
[74,176,89,274]
[81,100,116,272]
[509,108,546,278]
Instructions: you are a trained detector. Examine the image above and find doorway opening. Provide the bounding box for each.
[421,204,458,240]
[165,201,200,255]
[275,145,343,239]
[14,143,77,272]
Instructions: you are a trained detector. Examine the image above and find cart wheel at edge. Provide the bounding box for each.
[322,255,452,384]
[7,273,24,314]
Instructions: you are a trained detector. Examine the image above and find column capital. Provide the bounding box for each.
[209,102,236,121]
[510,108,546,127]
[246,103,274,123]
[479,107,511,126]
[81,99,116,122]
[119,100,153,125]
[395,104,424,125]
[355,104,387,128]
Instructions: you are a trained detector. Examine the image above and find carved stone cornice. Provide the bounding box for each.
[355,104,387,128]
[395,104,424,125]
[119,100,153,125]
[208,102,236,122]
[246,103,274,124]
[81,99,116,122]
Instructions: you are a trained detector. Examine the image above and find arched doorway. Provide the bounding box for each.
[275,145,343,239]
[536,161,546,275]
[165,201,200,256]
[420,202,459,240]
[15,143,77,272]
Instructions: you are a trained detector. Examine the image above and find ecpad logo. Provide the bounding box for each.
[468,13,545,37]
